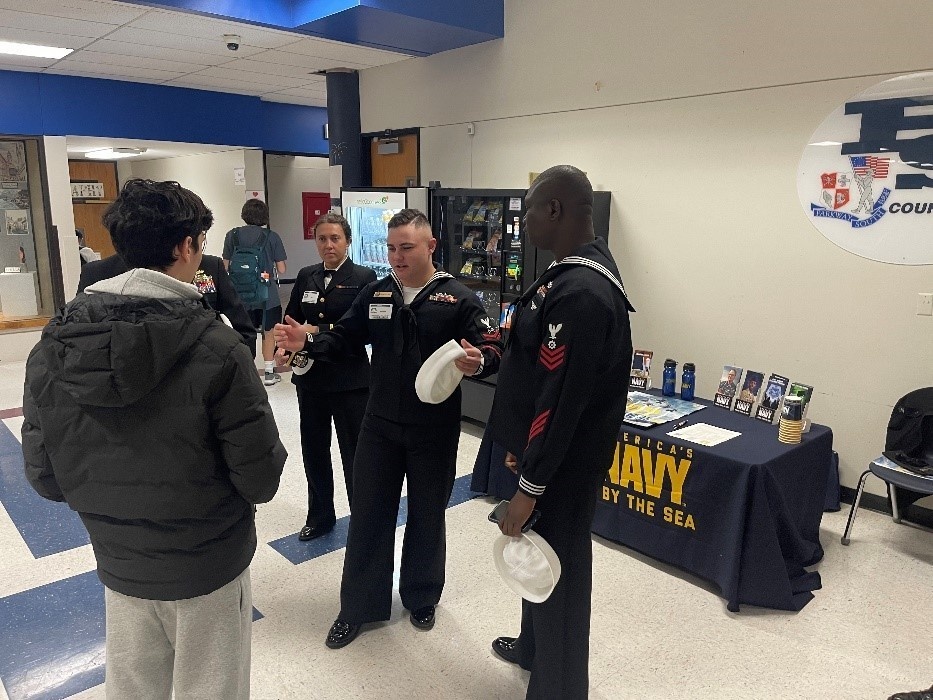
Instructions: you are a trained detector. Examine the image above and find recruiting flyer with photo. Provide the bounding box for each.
[623,391,705,428]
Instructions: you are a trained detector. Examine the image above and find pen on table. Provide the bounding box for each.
[672,420,688,430]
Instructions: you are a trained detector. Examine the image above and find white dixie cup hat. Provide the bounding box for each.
[415,339,468,404]
[493,530,562,603]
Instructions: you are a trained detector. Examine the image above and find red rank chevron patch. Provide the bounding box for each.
[527,409,551,446]
[538,343,566,371]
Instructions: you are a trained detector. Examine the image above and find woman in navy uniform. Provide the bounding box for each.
[283,213,376,541]
[275,209,503,648]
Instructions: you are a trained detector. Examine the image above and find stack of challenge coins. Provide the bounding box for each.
[779,395,804,444]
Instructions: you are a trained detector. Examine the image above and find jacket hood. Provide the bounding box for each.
[33,270,216,408]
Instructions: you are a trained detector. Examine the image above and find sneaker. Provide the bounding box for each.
[263,371,281,386]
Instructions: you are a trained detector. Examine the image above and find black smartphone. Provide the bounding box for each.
[488,500,541,533]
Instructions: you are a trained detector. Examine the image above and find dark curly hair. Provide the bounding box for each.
[102,179,213,270]
[241,198,269,226]
[387,208,429,230]
[313,212,351,242]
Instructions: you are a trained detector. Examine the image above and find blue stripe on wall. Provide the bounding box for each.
[268,473,481,565]
[0,421,90,559]
[0,70,328,155]
[0,571,263,700]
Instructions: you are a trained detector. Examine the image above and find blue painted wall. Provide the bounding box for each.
[0,70,328,155]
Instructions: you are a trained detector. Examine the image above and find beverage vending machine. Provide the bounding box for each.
[341,187,429,278]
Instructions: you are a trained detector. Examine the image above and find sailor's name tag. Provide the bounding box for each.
[369,303,393,320]
[302,291,319,304]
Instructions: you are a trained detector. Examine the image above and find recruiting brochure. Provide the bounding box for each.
[667,423,742,447]
[630,349,653,390]
[624,391,705,428]
[734,370,764,416]
[787,382,814,417]
[714,365,744,409]
[755,373,790,423]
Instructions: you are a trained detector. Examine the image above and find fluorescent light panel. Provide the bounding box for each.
[85,148,146,160]
[0,40,72,60]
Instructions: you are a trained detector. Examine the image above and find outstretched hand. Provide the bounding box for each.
[273,315,307,353]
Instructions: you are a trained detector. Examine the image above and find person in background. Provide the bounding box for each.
[23,179,286,699]
[274,208,503,649]
[76,229,96,266]
[223,199,287,385]
[79,251,257,358]
[284,212,376,541]
[486,166,634,699]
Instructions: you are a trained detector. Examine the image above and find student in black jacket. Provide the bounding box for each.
[23,179,286,698]
[275,209,503,649]
[78,251,257,356]
[283,213,376,541]
[487,166,634,700]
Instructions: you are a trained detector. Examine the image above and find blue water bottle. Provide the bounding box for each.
[681,363,696,401]
[662,359,677,396]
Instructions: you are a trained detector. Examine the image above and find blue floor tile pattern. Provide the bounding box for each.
[0,421,90,558]
[269,474,482,565]
[0,571,264,700]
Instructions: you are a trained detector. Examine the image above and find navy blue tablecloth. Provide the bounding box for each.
[471,395,834,612]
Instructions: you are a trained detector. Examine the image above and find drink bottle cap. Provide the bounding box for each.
[664,359,677,367]
[683,363,695,371]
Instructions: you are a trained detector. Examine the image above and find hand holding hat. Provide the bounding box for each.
[493,530,561,603]
[415,339,469,404]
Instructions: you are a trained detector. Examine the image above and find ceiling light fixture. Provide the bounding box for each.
[85,147,147,160]
[0,40,73,60]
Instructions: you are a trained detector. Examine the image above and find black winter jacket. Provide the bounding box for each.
[22,286,286,600]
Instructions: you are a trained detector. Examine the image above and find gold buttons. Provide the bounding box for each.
[319,297,325,303]
[318,313,325,319]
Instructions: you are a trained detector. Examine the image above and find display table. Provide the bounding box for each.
[0,271,39,317]
[471,394,834,612]
[592,398,833,612]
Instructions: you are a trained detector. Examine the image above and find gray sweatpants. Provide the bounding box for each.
[104,567,252,700]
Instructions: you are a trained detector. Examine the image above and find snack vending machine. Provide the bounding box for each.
[430,188,535,422]
[341,187,429,278]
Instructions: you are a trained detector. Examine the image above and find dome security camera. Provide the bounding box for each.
[224,34,241,51]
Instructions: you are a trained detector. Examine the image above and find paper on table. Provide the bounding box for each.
[667,423,742,446]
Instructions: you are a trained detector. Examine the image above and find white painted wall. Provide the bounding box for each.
[121,149,253,259]
[43,137,79,303]
[359,0,933,495]
[266,154,330,273]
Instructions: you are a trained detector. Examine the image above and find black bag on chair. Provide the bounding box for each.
[883,388,933,509]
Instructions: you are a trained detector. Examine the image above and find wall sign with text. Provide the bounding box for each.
[797,72,933,265]
[70,181,105,200]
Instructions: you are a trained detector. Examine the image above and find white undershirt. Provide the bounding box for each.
[402,285,425,305]
[323,255,348,289]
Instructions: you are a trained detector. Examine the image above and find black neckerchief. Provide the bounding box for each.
[388,270,453,359]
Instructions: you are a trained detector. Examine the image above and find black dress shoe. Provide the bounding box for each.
[298,523,334,541]
[409,605,435,630]
[491,636,521,665]
[889,687,933,700]
[325,619,361,649]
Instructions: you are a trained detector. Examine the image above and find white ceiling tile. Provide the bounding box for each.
[40,69,169,87]
[0,8,122,38]
[277,37,410,66]
[128,10,300,50]
[221,57,327,80]
[240,48,367,72]
[45,61,184,82]
[63,50,205,74]
[163,76,266,96]
[89,39,234,67]
[0,0,147,24]
[0,27,98,50]
[262,94,327,108]
[103,26,267,58]
[0,53,56,69]
[265,86,328,99]
[191,65,310,89]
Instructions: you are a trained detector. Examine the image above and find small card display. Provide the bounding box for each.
[714,365,743,409]
[755,374,790,423]
[630,349,653,390]
[787,382,814,417]
[733,370,764,416]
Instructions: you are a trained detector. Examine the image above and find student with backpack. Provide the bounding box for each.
[223,199,288,385]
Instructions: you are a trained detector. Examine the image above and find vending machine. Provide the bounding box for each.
[341,187,429,278]
[431,188,612,423]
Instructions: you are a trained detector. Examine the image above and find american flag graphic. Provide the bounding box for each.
[849,155,890,178]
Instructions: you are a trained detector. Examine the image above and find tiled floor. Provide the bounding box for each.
[0,357,930,700]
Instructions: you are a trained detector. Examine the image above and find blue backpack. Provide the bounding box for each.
[228,228,270,310]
